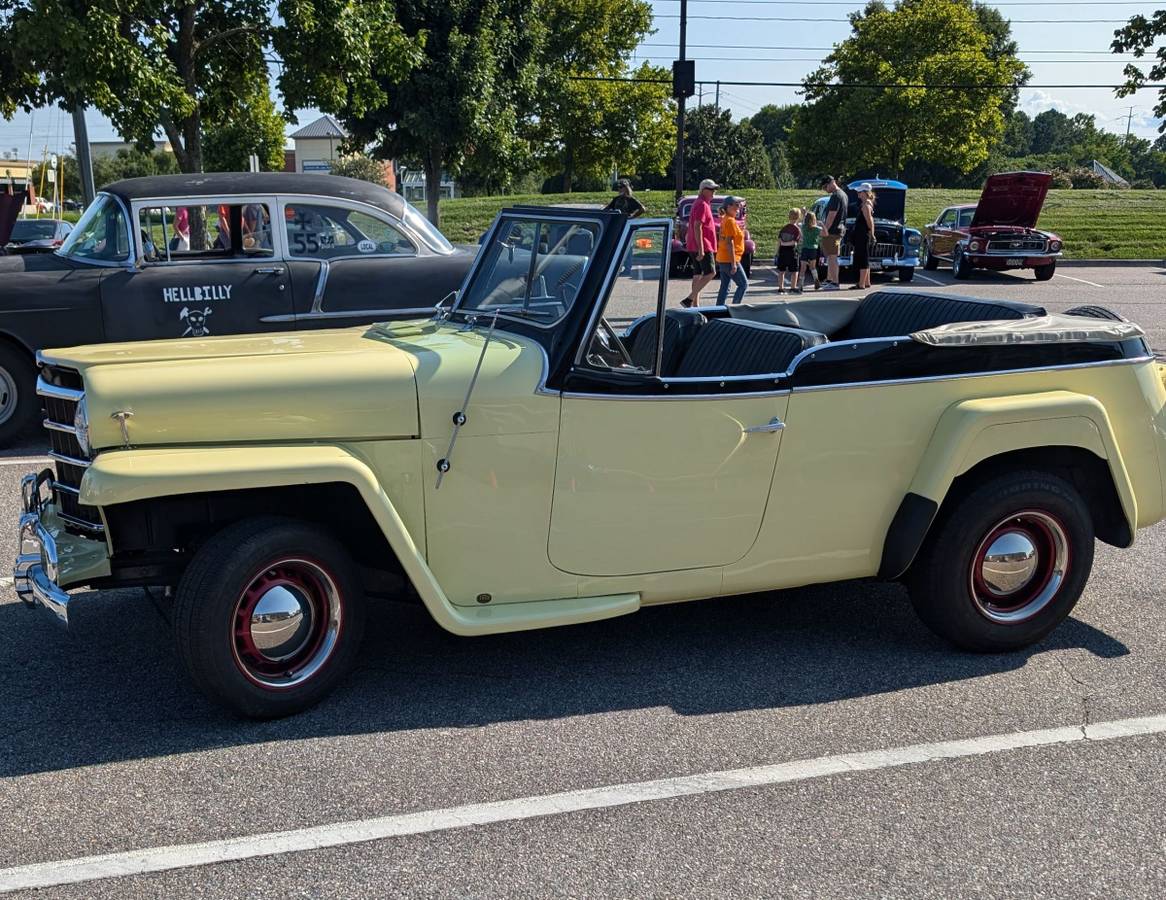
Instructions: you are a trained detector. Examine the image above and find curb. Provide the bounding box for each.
[1059,259,1164,268]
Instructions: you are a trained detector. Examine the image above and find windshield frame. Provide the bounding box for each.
[402,203,454,254]
[56,192,135,268]
[450,209,606,332]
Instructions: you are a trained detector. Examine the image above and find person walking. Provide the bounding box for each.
[851,182,876,290]
[797,210,822,292]
[606,179,646,274]
[715,196,749,305]
[774,208,802,294]
[819,175,849,291]
[682,178,718,307]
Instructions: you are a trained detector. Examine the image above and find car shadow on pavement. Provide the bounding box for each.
[0,580,1128,778]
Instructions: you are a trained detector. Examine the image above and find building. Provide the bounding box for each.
[400,168,457,204]
[1090,160,1130,188]
[289,115,347,174]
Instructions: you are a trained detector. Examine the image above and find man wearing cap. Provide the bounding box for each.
[683,178,719,307]
[820,175,849,291]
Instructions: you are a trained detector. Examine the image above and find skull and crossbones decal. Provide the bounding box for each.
[180,306,213,337]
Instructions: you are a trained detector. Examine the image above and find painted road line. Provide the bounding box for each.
[3,713,1166,893]
[913,273,945,286]
[0,457,50,468]
[1055,273,1105,288]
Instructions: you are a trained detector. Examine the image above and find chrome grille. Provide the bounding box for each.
[987,237,1046,253]
[843,240,902,259]
[38,366,103,533]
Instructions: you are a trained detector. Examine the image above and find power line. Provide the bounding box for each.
[636,55,1149,63]
[654,15,1140,22]
[650,0,1161,5]
[570,74,1166,88]
[639,43,1144,54]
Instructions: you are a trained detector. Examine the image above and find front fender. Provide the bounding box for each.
[879,391,1137,578]
[80,443,607,637]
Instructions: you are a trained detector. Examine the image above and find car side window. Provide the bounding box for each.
[937,209,955,227]
[580,224,668,376]
[958,209,975,228]
[138,203,275,262]
[284,203,416,259]
[62,194,130,262]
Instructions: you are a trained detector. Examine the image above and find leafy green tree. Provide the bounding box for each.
[91,148,181,190]
[1001,110,1034,156]
[744,105,798,151]
[768,140,796,189]
[202,85,287,172]
[789,0,1027,177]
[0,1,418,174]
[1031,110,1074,155]
[1113,10,1166,135]
[329,154,390,187]
[681,106,775,190]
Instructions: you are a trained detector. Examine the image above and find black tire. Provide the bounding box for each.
[898,266,915,283]
[174,516,367,718]
[1034,260,1056,281]
[922,241,939,271]
[1063,304,1127,322]
[907,470,1094,652]
[952,247,973,280]
[741,251,752,278]
[0,344,39,446]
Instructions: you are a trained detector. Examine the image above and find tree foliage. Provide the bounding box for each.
[681,106,775,190]
[1112,10,1166,133]
[789,0,1027,177]
[744,104,800,186]
[0,1,419,174]
[329,154,390,187]
[202,84,287,172]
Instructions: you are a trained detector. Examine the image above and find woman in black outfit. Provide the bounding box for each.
[851,182,876,290]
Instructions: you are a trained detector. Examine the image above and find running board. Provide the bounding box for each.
[451,593,640,635]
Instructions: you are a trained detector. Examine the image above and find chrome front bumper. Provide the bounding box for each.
[13,471,74,626]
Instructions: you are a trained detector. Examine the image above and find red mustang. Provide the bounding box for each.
[922,172,1063,281]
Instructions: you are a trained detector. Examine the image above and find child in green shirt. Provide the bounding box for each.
[796,210,823,293]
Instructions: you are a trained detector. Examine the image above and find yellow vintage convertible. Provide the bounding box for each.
[14,207,1166,717]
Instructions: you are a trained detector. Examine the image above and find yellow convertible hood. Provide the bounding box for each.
[41,327,422,449]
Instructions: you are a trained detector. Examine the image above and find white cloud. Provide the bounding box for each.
[1019,90,1163,139]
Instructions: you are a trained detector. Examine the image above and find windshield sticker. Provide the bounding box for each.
[162,284,233,303]
[357,239,376,253]
[179,306,213,337]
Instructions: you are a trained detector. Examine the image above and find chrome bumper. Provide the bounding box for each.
[13,471,72,626]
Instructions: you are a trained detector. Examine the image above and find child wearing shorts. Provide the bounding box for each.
[775,208,802,294]
[797,211,822,293]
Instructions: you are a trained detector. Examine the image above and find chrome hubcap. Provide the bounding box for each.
[0,366,17,424]
[970,511,1069,624]
[232,559,342,690]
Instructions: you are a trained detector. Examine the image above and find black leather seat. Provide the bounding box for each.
[625,309,707,374]
[844,291,1046,340]
[674,318,824,378]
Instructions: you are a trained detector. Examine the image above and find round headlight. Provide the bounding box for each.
[1049,240,1062,252]
[969,240,981,252]
[907,233,921,246]
[73,395,90,456]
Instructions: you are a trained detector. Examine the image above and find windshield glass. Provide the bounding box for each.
[456,214,601,325]
[402,203,454,253]
[58,194,130,262]
[11,220,57,241]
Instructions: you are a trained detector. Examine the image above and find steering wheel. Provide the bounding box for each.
[594,317,636,369]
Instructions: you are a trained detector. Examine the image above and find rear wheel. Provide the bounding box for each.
[952,247,973,280]
[1034,260,1056,281]
[174,517,366,718]
[0,344,38,446]
[907,470,1094,652]
[1064,304,1126,321]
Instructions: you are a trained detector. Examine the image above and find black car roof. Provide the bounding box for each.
[103,172,407,218]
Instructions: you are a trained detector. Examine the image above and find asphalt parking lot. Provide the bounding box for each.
[3,264,1166,897]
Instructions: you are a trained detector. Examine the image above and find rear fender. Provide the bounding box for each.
[879,391,1136,578]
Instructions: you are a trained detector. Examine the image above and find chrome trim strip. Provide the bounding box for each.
[52,481,80,496]
[789,354,1154,393]
[48,451,91,468]
[259,306,436,324]
[562,387,793,401]
[57,511,105,534]
[42,419,77,435]
[310,260,331,313]
[36,377,83,402]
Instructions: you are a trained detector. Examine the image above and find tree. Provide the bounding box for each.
[330,155,389,187]
[681,106,775,190]
[789,0,1027,178]
[0,2,419,174]
[744,104,798,151]
[91,148,181,190]
[1001,110,1034,156]
[1113,10,1166,134]
[1030,109,1073,155]
[202,85,287,172]
[768,140,796,189]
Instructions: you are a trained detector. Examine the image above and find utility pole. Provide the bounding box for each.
[72,105,95,205]
[715,81,720,111]
[673,0,691,201]
[698,82,703,108]
[1124,105,1136,142]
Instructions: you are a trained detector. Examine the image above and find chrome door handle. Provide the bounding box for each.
[254,266,285,275]
[743,417,785,434]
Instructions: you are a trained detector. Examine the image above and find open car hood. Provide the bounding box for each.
[971,172,1051,230]
[846,187,905,224]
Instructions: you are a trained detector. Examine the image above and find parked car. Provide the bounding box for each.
[14,205,1164,718]
[0,172,474,444]
[4,218,72,254]
[810,178,922,282]
[922,171,1063,281]
[670,194,756,277]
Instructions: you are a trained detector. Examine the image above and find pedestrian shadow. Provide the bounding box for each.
[0,580,1129,778]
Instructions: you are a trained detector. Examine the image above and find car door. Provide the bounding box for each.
[99,198,295,342]
[280,199,444,327]
[929,207,958,259]
[549,221,788,577]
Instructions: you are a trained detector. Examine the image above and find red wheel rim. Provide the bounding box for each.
[231,557,343,690]
[969,510,1069,624]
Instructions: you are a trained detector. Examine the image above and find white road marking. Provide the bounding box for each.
[0,457,49,468]
[3,712,1166,893]
[913,273,945,286]
[1055,273,1105,288]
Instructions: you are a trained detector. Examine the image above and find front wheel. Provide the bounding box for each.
[952,247,973,280]
[174,517,366,718]
[0,345,39,446]
[897,266,915,283]
[1034,260,1056,281]
[907,470,1094,652]
[922,242,939,270]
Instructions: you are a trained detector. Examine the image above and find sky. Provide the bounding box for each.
[0,0,1161,163]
